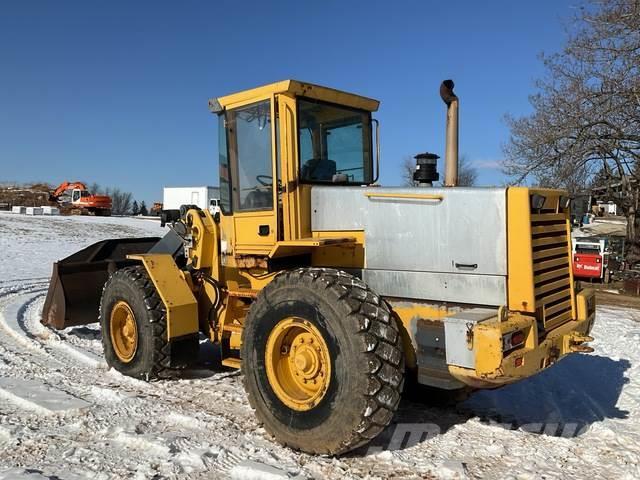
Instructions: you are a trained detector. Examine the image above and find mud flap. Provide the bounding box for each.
[42,237,161,329]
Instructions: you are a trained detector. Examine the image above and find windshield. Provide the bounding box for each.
[298,98,372,184]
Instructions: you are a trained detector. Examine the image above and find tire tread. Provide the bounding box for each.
[242,267,404,455]
[99,265,171,380]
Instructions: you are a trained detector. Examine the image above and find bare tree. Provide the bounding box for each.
[401,154,477,186]
[502,0,640,258]
[401,156,416,186]
[110,188,133,215]
[88,182,102,195]
[457,155,478,187]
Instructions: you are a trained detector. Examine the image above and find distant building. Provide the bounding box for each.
[596,200,618,216]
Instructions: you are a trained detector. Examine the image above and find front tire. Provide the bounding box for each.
[241,268,404,455]
[100,266,170,380]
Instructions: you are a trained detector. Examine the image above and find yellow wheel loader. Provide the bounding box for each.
[41,79,597,455]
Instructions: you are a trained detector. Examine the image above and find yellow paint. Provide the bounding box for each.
[277,94,298,241]
[197,279,220,342]
[109,300,138,363]
[388,301,456,370]
[220,295,248,351]
[264,316,331,411]
[215,79,380,113]
[269,236,356,258]
[449,309,594,388]
[576,288,596,322]
[391,303,452,323]
[127,254,199,340]
[311,231,365,269]
[185,209,218,275]
[473,319,504,375]
[507,187,536,313]
[507,187,575,327]
[233,211,277,254]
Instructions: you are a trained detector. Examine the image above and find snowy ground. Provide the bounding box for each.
[0,211,639,479]
[573,216,627,238]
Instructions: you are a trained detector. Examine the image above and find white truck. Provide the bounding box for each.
[162,186,221,216]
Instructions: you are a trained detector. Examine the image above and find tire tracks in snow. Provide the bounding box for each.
[0,282,263,477]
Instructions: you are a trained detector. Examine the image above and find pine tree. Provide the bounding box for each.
[131,200,140,216]
[139,201,148,216]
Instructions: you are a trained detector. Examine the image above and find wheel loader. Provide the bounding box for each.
[41,79,596,455]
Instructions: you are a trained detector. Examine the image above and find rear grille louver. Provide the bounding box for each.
[530,208,573,330]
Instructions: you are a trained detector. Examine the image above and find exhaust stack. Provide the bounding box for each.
[440,80,459,187]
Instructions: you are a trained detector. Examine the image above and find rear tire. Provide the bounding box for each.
[241,268,404,455]
[100,266,170,380]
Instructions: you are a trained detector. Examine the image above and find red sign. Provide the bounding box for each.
[573,253,603,279]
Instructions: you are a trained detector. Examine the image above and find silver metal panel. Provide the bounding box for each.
[368,187,506,274]
[413,319,466,390]
[444,308,497,368]
[312,186,507,275]
[311,186,367,231]
[363,269,507,306]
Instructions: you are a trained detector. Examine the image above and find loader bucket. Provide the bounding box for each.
[41,237,161,330]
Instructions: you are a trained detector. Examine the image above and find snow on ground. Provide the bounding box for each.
[573,216,627,238]
[0,211,165,282]
[0,211,639,479]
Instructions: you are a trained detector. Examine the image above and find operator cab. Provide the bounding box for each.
[210,80,379,252]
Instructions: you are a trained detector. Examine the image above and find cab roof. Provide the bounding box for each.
[209,79,380,113]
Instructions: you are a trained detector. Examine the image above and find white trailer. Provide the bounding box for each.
[163,186,220,215]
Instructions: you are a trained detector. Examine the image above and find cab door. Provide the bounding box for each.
[225,98,278,254]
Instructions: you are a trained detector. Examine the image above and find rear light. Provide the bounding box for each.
[511,331,525,345]
[502,330,526,351]
[575,256,580,262]
[596,258,601,263]
[515,356,524,367]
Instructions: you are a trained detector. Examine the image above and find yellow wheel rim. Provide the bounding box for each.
[110,301,138,363]
[265,317,331,411]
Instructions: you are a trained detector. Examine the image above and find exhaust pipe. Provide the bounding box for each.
[440,80,459,187]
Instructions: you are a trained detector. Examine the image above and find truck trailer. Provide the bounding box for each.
[163,186,220,215]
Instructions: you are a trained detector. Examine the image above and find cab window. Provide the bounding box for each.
[226,100,273,211]
[298,98,372,184]
[218,114,231,213]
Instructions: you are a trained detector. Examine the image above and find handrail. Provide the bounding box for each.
[364,192,444,201]
[371,119,380,184]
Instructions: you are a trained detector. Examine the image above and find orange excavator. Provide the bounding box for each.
[49,181,112,216]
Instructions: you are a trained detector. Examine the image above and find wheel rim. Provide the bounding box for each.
[110,301,138,363]
[265,317,331,411]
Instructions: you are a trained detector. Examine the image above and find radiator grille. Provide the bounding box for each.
[530,206,573,330]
